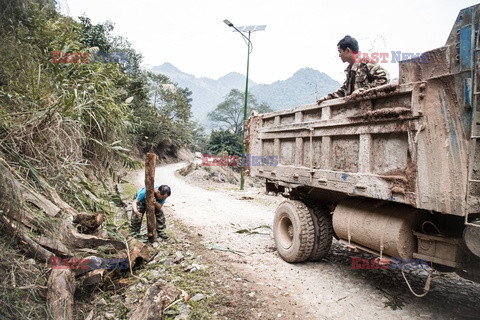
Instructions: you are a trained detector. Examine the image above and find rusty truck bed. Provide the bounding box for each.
[246,8,480,218]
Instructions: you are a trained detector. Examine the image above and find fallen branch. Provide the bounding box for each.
[16,209,48,231]
[66,231,126,250]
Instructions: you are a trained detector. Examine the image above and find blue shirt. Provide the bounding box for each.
[136,185,166,205]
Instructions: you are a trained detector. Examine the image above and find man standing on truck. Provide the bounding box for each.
[317,35,389,103]
[130,184,171,240]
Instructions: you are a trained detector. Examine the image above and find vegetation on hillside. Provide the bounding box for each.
[0,1,203,317]
[0,0,199,210]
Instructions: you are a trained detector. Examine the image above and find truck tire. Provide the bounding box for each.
[273,200,315,263]
[308,205,333,262]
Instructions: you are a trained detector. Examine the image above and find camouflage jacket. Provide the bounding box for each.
[324,62,389,100]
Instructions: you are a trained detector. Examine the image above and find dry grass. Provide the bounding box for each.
[0,236,50,319]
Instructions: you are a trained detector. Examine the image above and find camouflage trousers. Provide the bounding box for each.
[130,203,168,239]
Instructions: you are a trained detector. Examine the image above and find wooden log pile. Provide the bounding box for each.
[0,162,160,319]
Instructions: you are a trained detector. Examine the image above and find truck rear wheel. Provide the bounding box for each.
[308,205,333,261]
[273,200,314,263]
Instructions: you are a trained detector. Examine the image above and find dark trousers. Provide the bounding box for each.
[130,203,167,238]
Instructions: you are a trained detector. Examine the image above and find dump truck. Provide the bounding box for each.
[245,4,480,286]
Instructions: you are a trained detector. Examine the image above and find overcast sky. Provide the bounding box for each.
[64,0,479,84]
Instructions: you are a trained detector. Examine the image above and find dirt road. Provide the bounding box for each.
[134,162,480,319]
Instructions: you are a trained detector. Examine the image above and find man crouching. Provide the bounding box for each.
[130,184,171,240]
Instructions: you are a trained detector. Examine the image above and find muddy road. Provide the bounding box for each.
[133,162,479,319]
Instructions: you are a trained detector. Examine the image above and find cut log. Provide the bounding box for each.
[128,237,152,268]
[19,230,55,262]
[130,279,180,320]
[3,205,48,233]
[47,269,75,320]
[73,212,104,233]
[35,235,73,256]
[22,186,61,217]
[60,220,125,250]
[82,269,105,286]
[145,152,157,243]
[66,230,126,250]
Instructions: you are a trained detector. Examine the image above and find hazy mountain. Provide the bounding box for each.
[217,72,249,89]
[151,63,340,128]
[151,63,255,126]
[249,67,340,110]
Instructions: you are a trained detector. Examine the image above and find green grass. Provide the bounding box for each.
[120,179,138,200]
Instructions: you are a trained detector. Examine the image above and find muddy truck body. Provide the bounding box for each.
[245,5,480,284]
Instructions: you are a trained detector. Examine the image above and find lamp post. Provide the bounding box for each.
[223,19,266,190]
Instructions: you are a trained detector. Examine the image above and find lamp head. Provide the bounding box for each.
[223,19,234,27]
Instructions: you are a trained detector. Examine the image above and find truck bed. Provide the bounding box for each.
[246,75,476,217]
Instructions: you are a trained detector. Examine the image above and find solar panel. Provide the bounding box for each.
[234,25,266,33]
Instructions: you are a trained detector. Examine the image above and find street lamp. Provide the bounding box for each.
[223,19,266,190]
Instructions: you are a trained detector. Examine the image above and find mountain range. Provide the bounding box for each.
[151,63,340,128]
